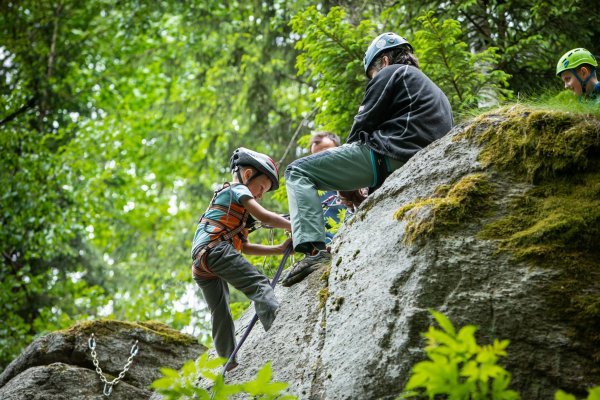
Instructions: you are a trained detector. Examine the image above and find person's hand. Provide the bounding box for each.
[279,238,294,254]
[337,189,367,209]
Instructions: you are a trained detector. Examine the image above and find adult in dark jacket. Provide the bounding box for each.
[281,32,453,287]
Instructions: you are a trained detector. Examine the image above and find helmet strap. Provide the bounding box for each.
[572,67,596,95]
[235,167,245,185]
[245,171,263,186]
[235,166,262,187]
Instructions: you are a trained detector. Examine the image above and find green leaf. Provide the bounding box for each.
[555,390,577,400]
[150,377,176,390]
[587,387,600,400]
[431,309,457,337]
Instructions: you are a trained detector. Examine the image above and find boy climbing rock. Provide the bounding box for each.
[191,148,292,370]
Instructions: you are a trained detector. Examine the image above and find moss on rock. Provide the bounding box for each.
[465,106,600,365]
[460,105,600,183]
[394,105,600,366]
[320,265,331,282]
[393,173,494,244]
[63,319,196,346]
[318,288,329,309]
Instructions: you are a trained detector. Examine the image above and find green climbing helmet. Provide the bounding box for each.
[556,48,598,77]
[363,32,413,76]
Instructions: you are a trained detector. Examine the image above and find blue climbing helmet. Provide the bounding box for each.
[363,32,413,76]
[230,147,279,191]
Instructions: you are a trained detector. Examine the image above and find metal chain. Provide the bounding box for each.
[88,333,139,397]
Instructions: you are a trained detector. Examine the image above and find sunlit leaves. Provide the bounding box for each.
[290,6,372,140]
[413,11,512,114]
[555,387,600,400]
[0,0,311,369]
[399,310,520,400]
[151,353,294,400]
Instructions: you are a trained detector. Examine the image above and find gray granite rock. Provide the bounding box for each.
[0,320,205,400]
[0,362,151,400]
[222,115,597,399]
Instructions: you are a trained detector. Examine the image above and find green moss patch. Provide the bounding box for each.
[332,296,344,311]
[480,172,600,363]
[460,105,600,183]
[467,106,600,365]
[64,319,197,346]
[320,265,331,282]
[395,105,600,367]
[393,173,494,244]
[318,288,329,309]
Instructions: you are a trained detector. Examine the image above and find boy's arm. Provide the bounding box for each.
[241,197,292,231]
[243,238,293,256]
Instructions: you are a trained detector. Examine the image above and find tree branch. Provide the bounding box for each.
[0,97,36,127]
[277,106,318,167]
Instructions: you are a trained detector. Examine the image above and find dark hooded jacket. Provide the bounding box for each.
[347,64,453,161]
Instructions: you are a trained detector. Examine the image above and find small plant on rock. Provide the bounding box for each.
[398,310,520,399]
[399,311,599,399]
[152,352,296,400]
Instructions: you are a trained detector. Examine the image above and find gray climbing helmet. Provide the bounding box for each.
[230,147,279,191]
[363,32,413,76]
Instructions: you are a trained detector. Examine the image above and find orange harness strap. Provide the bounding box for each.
[192,183,249,280]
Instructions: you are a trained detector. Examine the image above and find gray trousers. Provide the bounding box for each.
[285,143,404,251]
[194,241,279,360]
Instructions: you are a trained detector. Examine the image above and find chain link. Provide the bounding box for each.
[88,333,139,397]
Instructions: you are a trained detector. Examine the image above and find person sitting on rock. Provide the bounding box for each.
[191,147,292,370]
[556,48,600,102]
[281,32,454,287]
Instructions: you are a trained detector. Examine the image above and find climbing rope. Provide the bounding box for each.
[88,333,139,396]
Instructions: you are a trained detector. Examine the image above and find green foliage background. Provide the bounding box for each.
[1,0,598,369]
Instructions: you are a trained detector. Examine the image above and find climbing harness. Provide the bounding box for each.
[193,183,249,280]
[88,333,139,397]
[221,242,294,376]
[369,151,391,194]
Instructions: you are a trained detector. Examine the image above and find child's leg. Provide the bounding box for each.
[195,277,237,360]
[207,242,280,331]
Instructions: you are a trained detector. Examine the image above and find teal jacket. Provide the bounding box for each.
[590,82,600,103]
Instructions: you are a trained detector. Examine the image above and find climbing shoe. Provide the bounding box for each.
[281,250,332,287]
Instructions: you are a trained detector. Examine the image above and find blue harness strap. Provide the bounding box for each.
[369,149,391,194]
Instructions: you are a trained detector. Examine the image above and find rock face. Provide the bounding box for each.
[4,107,597,400]
[225,107,600,399]
[0,320,206,400]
